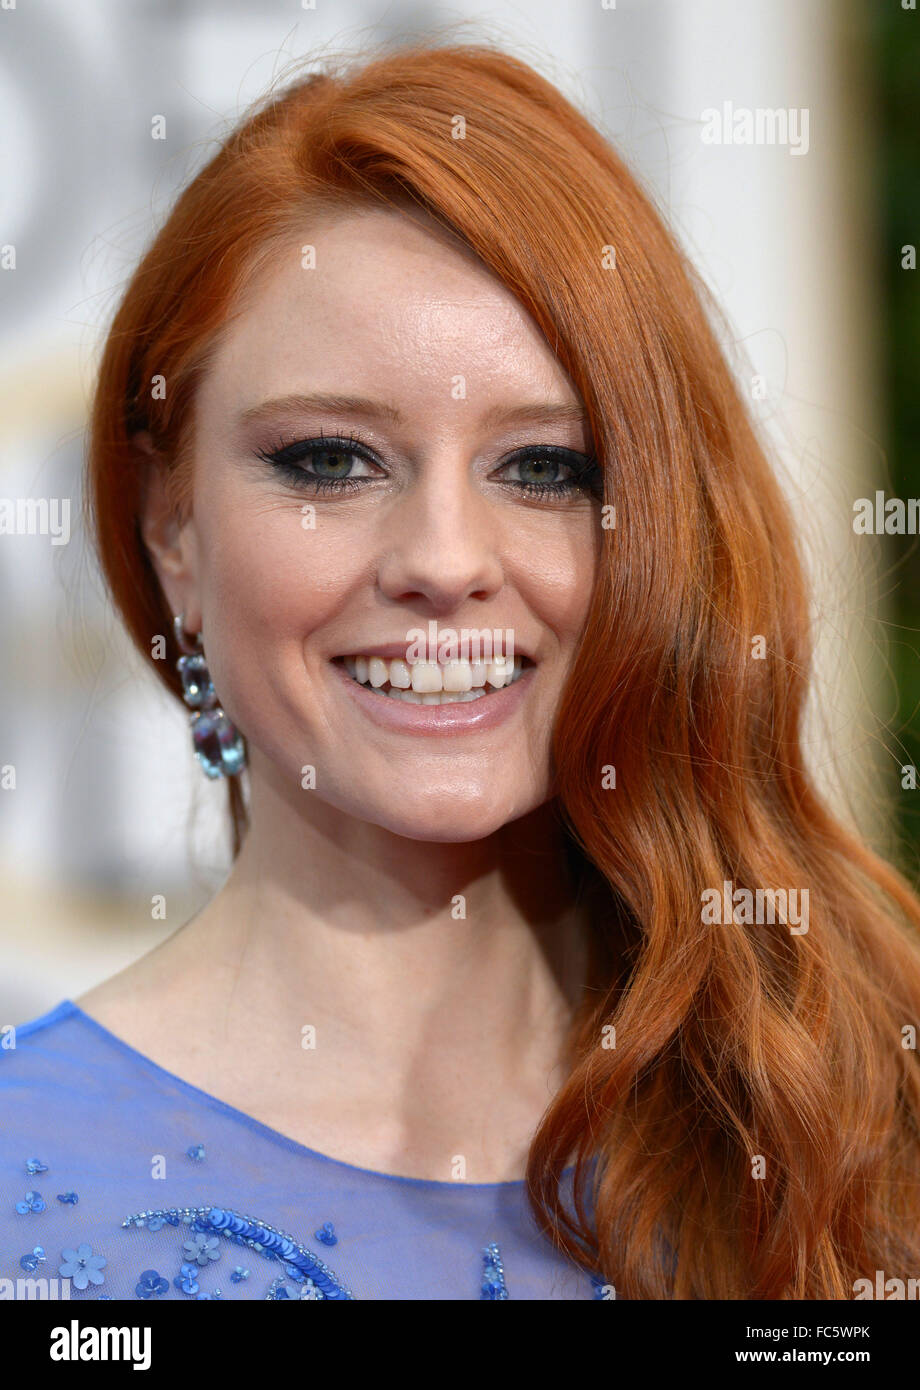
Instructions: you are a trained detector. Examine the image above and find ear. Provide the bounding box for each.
[135,431,202,633]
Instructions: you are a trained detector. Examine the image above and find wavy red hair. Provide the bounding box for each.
[86,39,920,1297]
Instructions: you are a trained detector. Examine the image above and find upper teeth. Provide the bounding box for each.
[343,654,524,692]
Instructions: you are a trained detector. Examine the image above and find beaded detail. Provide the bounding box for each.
[174,1264,201,1295]
[15,1190,46,1214]
[122,1205,355,1300]
[136,1269,169,1298]
[11,1154,601,1298]
[480,1242,508,1299]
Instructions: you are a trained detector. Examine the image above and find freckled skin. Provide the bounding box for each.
[162,204,600,842]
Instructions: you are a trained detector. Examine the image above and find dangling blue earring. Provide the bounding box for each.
[174,614,247,780]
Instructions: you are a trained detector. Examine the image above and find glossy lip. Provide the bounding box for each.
[330,656,535,735]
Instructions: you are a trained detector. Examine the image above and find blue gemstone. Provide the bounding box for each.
[190,708,246,779]
[178,654,215,707]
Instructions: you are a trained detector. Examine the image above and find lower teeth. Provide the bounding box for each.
[353,682,490,704]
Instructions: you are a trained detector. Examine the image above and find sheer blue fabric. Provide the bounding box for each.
[0,1001,601,1300]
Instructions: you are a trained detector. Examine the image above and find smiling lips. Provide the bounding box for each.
[337,653,531,704]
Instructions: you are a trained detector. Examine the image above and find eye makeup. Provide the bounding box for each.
[254,430,602,502]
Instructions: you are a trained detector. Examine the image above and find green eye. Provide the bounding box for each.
[498,448,601,499]
[255,436,600,501]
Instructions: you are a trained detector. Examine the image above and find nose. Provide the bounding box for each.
[375,451,505,613]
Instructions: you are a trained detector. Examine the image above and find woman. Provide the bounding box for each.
[3,40,919,1302]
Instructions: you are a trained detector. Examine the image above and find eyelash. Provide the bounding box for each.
[254,431,601,501]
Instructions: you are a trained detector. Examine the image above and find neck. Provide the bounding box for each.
[130,771,596,1179]
[171,767,591,1066]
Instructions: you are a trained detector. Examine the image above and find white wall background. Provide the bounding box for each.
[0,0,890,1022]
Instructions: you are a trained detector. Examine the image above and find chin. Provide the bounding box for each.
[370,800,528,845]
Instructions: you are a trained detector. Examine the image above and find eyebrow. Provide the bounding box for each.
[236,392,587,431]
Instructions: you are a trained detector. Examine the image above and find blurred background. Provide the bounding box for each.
[0,0,917,1024]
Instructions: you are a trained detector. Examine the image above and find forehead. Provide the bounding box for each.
[198,204,576,414]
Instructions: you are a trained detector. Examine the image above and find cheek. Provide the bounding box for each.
[514,518,599,640]
[191,496,364,703]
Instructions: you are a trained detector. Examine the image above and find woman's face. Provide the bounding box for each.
[153,204,601,841]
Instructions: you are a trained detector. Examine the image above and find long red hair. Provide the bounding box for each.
[86,39,920,1297]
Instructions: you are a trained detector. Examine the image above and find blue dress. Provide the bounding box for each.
[0,1001,603,1300]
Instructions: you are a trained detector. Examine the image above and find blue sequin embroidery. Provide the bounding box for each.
[123,1204,355,1300]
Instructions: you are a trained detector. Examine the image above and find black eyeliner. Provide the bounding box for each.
[254,434,601,499]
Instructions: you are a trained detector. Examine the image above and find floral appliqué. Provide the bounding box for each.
[59,1243,107,1290]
